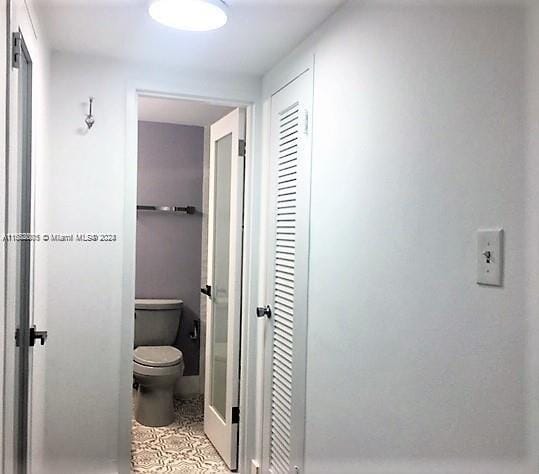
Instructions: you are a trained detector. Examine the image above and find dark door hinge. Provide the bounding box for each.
[12,32,22,69]
[201,285,212,298]
[232,406,240,424]
[239,139,246,157]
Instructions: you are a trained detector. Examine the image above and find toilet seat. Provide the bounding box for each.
[134,346,183,367]
[133,345,185,427]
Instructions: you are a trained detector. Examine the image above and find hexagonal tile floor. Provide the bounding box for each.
[131,396,230,473]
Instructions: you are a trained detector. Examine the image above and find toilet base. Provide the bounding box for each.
[135,384,175,427]
[133,359,184,428]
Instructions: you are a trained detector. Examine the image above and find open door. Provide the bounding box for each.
[203,108,245,470]
[3,30,47,474]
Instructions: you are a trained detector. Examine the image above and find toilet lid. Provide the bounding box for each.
[135,299,183,310]
[134,346,183,367]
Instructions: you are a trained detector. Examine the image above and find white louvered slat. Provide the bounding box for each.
[270,102,300,474]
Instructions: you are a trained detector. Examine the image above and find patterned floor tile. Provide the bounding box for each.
[131,396,231,473]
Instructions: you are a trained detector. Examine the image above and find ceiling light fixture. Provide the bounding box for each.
[149,0,228,32]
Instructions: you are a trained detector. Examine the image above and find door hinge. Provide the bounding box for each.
[232,406,240,424]
[239,139,246,157]
[12,32,22,69]
[201,285,212,298]
[304,109,309,135]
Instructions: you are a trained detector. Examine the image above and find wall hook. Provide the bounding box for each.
[85,96,95,129]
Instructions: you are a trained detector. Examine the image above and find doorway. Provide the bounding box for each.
[130,95,247,473]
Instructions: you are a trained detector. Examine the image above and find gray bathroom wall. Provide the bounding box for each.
[136,121,204,376]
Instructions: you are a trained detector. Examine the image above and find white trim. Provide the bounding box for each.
[3,7,20,469]
[3,5,39,470]
[0,0,7,469]
[199,125,210,396]
[238,103,262,473]
[302,461,537,474]
[248,97,272,473]
[3,2,49,470]
[117,84,139,474]
[122,85,258,474]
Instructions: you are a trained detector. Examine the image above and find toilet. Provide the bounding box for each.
[133,298,185,427]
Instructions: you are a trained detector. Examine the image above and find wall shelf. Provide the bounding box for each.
[137,205,196,215]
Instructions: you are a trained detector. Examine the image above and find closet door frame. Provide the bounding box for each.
[261,63,314,474]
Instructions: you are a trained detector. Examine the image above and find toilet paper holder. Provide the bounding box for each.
[189,320,200,341]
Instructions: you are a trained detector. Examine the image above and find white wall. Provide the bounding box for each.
[40,3,539,474]
[524,3,539,468]
[43,51,260,474]
[263,2,538,473]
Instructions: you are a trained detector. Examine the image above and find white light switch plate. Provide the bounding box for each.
[477,229,503,286]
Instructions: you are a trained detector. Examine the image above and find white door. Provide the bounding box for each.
[0,2,7,466]
[204,108,246,470]
[3,27,44,474]
[262,68,313,474]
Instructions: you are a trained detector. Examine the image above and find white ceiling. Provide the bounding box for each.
[138,96,235,126]
[35,0,344,76]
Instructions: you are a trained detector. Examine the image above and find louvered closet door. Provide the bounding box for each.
[264,69,313,474]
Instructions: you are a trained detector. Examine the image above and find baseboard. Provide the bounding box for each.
[174,375,200,398]
[303,461,536,474]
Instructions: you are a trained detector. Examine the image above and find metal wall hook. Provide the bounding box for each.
[85,96,95,129]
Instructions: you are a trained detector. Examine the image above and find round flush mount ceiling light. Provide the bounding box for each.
[149,0,228,32]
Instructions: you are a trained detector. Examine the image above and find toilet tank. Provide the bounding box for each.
[134,299,183,347]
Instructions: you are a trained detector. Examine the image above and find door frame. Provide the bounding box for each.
[2,0,50,469]
[0,0,8,468]
[3,28,33,474]
[3,3,41,469]
[122,88,258,474]
[13,29,33,474]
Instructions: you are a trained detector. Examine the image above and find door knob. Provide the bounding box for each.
[29,326,48,346]
[256,305,272,319]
